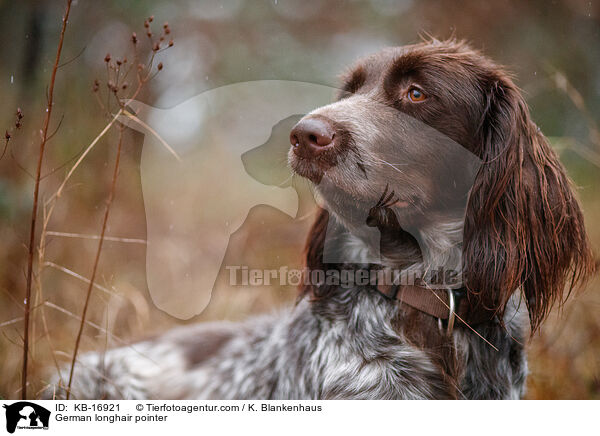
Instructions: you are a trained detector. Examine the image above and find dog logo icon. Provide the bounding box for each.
[2,402,50,433]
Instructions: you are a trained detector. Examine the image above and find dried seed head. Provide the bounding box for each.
[122,56,127,63]
[163,22,169,29]
[5,131,11,140]
[116,59,122,66]
[132,32,138,44]
[104,53,111,63]
[149,15,154,22]
[144,20,149,28]
[146,30,152,38]
[92,79,100,92]
[168,39,174,47]
[15,108,23,128]
[122,82,128,90]
[157,62,163,71]
[165,26,171,35]
[153,42,160,51]
[137,63,144,71]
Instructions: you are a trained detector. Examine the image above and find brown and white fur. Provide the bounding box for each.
[46,40,594,400]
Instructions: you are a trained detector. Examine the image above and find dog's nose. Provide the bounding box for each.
[290,117,335,157]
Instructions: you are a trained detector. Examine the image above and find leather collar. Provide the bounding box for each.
[375,283,496,329]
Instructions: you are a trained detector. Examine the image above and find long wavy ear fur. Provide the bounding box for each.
[463,72,595,332]
[300,207,330,298]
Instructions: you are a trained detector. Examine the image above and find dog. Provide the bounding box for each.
[46,40,594,400]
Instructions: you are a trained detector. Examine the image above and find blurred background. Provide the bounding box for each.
[0,0,599,399]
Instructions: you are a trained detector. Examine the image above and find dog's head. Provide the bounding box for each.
[288,40,595,331]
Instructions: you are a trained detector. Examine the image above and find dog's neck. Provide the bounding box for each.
[403,218,465,285]
[335,211,465,285]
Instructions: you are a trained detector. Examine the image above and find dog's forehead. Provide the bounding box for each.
[348,43,476,81]
[348,47,403,77]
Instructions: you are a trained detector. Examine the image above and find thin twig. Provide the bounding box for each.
[46,231,147,245]
[0,136,9,161]
[66,126,124,399]
[553,137,600,168]
[38,302,63,385]
[0,317,24,329]
[57,44,87,69]
[43,261,122,298]
[32,197,64,384]
[120,110,181,161]
[45,109,123,208]
[22,0,72,400]
[551,69,600,149]
[47,306,159,363]
[44,302,121,342]
[10,148,35,180]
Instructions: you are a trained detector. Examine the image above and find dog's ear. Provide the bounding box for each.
[300,207,330,298]
[463,73,595,332]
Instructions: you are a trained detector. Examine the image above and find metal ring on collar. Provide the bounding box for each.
[437,289,456,336]
[446,288,456,335]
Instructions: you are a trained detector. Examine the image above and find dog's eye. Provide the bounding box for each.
[407,88,426,102]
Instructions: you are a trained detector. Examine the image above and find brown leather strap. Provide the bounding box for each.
[376,284,496,326]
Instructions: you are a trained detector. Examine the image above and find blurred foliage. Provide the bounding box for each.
[0,0,599,399]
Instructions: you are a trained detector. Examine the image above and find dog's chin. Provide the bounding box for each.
[289,154,360,198]
[289,151,425,223]
[288,153,326,184]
